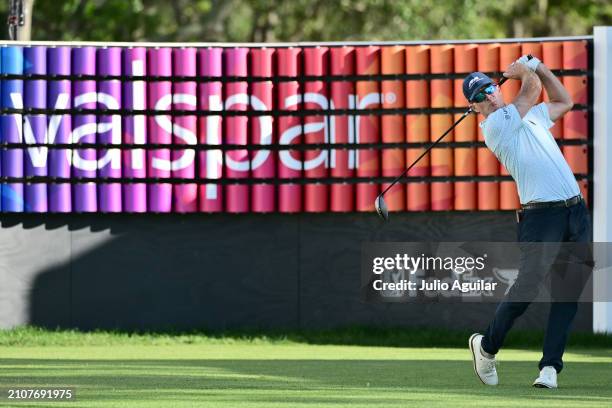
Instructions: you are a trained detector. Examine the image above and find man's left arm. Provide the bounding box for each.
[534,63,573,122]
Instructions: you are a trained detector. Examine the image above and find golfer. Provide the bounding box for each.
[463,56,590,388]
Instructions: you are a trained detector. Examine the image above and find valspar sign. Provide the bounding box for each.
[0,45,393,213]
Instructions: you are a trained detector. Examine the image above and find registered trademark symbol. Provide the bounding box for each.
[385,92,396,104]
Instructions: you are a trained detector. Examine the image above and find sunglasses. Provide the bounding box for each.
[471,84,496,103]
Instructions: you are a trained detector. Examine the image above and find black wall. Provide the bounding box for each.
[0,212,592,332]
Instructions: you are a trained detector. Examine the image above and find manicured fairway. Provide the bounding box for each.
[0,332,611,407]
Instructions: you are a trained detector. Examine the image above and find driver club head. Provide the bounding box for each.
[374,195,389,222]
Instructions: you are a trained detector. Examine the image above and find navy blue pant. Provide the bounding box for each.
[481,201,591,373]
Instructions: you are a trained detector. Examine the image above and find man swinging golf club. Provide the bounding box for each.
[465,56,590,388]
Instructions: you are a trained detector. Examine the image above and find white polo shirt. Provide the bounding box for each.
[480,102,580,204]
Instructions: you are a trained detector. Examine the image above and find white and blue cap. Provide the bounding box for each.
[463,72,495,102]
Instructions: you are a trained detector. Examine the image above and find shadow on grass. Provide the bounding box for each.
[1,358,611,407]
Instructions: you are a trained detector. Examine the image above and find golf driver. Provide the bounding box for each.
[374,59,532,221]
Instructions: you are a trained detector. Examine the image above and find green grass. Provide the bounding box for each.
[2,326,611,348]
[1,328,611,407]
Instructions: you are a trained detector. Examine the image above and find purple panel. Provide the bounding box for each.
[122,47,147,212]
[23,46,47,212]
[97,47,122,212]
[147,47,172,213]
[47,46,72,212]
[1,46,25,212]
[172,47,197,212]
[197,48,223,213]
[72,47,97,212]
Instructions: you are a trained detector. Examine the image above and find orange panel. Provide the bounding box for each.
[431,80,452,108]
[430,44,453,73]
[406,45,430,73]
[454,182,477,211]
[430,45,454,211]
[406,115,430,160]
[562,41,588,146]
[430,45,453,107]
[453,44,478,107]
[477,147,499,210]
[405,45,429,108]
[563,40,588,70]
[431,183,453,211]
[500,183,520,210]
[566,77,588,104]
[381,46,406,211]
[499,43,521,104]
[542,42,564,118]
[406,81,429,108]
[563,111,588,139]
[407,183,430,211]
[499,158,518,207]
[563,76,587,105]
[477,45,501,211]
[478,43,500,72]
[542,42,563,69]
[500,181,521,210]
[454,44,478,72]
[454,113,476,142]
[478,182,499,211]
[429,45,454,211]
[478,148,499,175]
[521,42,543,61]
[563,145,588,174]
[455,147,476,176]
[430,115,454,173]
[454,113,476,210]
[539,42,563,138]
[406,114,430,211]
[475,106,498,210]
[405,45,430,212]
[430,114,453,211]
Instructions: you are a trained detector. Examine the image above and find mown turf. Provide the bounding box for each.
[0,329,611,407]
[2,326,611,348]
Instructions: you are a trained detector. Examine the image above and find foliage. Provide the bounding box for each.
[0,0,610,42]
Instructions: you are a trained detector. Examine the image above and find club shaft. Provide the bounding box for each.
[379,110,470,197]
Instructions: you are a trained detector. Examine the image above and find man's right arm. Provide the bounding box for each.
[503,62,542,118]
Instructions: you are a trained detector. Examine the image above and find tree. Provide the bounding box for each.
[0,0,609,42]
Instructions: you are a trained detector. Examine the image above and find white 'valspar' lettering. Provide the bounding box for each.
[69,91,121,171]
[151,93,197,171]
[8,61,393,176]
[10,92,69,168]
[130,59,146,170]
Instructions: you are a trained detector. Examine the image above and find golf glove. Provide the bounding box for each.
[516,54,540,72]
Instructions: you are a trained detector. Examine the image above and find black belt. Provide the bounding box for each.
[521,194,583,210]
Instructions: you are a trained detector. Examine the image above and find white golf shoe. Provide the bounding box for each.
[469,333,498,385]
[533,366,558,388]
